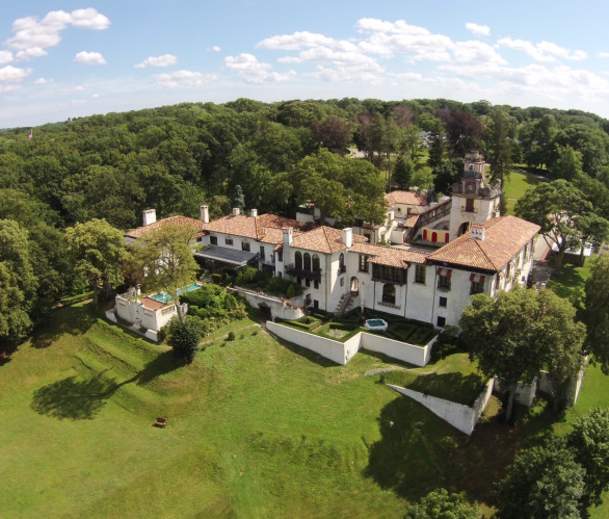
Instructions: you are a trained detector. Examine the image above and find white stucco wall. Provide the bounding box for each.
[361,333,435,366]
[230,286,304,321]
[387,377,494,435]
[266,320,353,365]
[265,321,435,367]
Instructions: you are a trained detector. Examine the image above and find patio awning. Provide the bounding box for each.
[194,245,258,267]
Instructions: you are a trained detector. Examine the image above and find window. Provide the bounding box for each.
[470,274,486,295]
[197,236,204,243]
[439,296,447,308]
[277,249,283,262]
[312,254,320,272]
[259,245,265,261]
[339,253,345,273]
[438,268,452,291]
[225,237,233,246]
[465,198,475,212]
[210,235,218,245]
[359,254,370,273]
[241,242,250,252]
[382,283,396,305]
[437,316,446,327]
[415,264,426,284]
[340,277,344,287]
[303,253,311,272]
[314,280,319,289]
[506,261,511,279]
[295,251,302,270]
[305,279,311,288]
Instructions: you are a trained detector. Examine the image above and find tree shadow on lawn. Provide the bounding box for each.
[31,371,119,420]
[31,305,97,349]
[365,395,557,506]
[31,351,187,419]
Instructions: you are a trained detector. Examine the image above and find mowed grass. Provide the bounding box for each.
[503,167,546,214]
[3,303,609,518]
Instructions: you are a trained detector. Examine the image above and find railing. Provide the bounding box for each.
[285,265,322,281]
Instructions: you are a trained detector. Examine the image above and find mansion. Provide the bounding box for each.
[125,154,540,329]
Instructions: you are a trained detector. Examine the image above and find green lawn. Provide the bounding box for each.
[384,354,487,406]
[2,303,609,517]
[503,167,546,214]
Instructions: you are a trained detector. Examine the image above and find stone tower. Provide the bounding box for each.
[448,152,501,241]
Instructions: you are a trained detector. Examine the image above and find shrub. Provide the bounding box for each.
[286,283,296,299]
[227,331,236,341]
[167,315,202,363]
[431,325,463,362]
[235,266,258,286]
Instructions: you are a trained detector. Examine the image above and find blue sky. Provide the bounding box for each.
[2,1,609,127]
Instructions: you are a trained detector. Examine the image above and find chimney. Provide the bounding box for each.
[142,208,156,226]
[471,224,485,241]
[283,227,293,247]
[342,227,353,248]
[250,208,258,217]
[200,204,209,224]
[232,207,241,216]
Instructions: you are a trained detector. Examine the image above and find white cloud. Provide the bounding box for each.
[224,53,294,83]
[15,47,47,60]
[465,22,491,37]
[0,51,13,65]
[135,54,177,68]
[7,8,110,61]
[498,37,587,62]
[0,65,30,82]
[74,51,106,65]
[211,45,222,53]
[33,77,48,84]
[355,18,505,65]
[598,51,609,59]
[156,69,216,88]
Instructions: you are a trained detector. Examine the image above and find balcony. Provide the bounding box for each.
[285,265,322,281]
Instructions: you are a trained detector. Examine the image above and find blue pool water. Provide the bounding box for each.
[150,283,200,304]
[366,319,386,327]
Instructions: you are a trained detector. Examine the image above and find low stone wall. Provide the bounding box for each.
[266,320,352,365]
[361,332,435,366]
[230,286,304,321]
[387,378,494,435]
[265,320,436,367]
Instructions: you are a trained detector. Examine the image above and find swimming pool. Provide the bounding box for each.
[150,282,201,304]
[364,318,389,332]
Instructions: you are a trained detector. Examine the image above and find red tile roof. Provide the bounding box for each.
[350,242,431,267]
[126,215,205,239]
[291,226,367,254]
[141,296,168,310]
[429,216,540,271]
[385,190,429,207]
[202,213,302,244]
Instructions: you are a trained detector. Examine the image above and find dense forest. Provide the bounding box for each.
[3,96,609,343]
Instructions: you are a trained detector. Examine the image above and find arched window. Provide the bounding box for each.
[338,253,345,272]
[313,254,321,272]
[382,284,396,305]
[303,253,311,272]
[431,232,438,243]
[295,251,302,271]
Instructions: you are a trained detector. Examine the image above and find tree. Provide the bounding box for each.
[167,315,201,362]
[460,288,584,420]
[131,221,199,321]
[393,155,414,189]
[0,220,38,344]
[496,438,585,519]
[65,219,129,304]
[568,408,609,509]
[515,180,592,267]
[232,184,245,211]
[486,108,514,192]
[405,488,479,519]
[410,166,434,190]
[551,145,584,181]
[584,255,609,373]
[311,116,352,154]
[577,213,609,264]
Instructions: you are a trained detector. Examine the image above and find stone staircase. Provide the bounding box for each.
[335,292,355,316]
